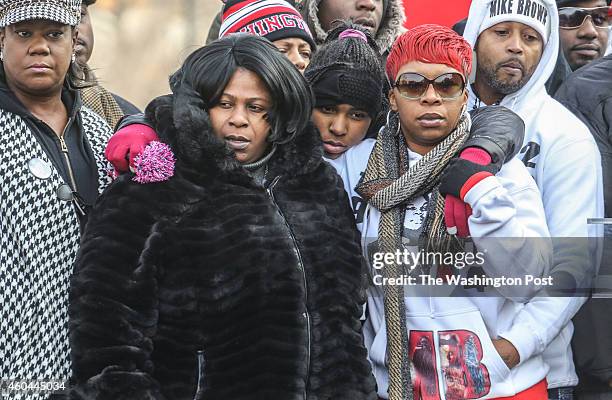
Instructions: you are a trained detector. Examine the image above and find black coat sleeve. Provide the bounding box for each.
[114,113,150,132]
[465,105,525,169]
[114,93,173,133]
[114,95,174,135]
[69,178,165,400]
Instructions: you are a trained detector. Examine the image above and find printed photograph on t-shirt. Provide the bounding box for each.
[439,331,491,400]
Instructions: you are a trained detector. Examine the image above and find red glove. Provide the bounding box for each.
[105,124,159,173]
[443,147,492,237]
[457,147,492,168]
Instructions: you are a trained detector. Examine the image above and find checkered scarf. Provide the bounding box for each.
[81,66,125,129]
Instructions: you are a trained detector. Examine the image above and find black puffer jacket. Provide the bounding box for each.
[555,54,612,393]
[555,54,612,219]
[68,95,377,400]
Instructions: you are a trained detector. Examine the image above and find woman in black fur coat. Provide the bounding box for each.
[68,34,377,400]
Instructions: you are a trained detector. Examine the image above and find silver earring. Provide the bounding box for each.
[386,110,401,136]
[71,53,76,63]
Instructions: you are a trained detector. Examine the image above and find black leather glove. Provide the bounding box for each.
[464,105,526,171]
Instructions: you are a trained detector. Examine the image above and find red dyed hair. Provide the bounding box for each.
[386,24,473,82]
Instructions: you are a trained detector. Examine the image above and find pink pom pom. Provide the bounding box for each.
[339,29,368,42]
[132,141,175,184]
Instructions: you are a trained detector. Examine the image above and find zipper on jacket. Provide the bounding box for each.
[193,350,206,400]
[58,118,77,191]
[57,118,85,216]
[266,176,311,399]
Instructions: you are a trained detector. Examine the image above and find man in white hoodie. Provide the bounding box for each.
[462,1,604,398]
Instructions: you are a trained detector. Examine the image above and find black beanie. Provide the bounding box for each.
[305,22,385,120]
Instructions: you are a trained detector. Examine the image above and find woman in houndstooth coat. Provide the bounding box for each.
[0,0,113,397]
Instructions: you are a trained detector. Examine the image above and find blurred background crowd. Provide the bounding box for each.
[87,0,219,110]
[87,0,472,109]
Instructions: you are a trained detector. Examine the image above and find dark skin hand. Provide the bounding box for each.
[492,338,520,369]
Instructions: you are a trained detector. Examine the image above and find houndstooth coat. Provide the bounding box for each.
[0,104,112,399]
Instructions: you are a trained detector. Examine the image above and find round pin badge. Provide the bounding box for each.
[27,158,52,180]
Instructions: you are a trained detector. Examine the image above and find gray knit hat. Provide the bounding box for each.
[0,0,82,28]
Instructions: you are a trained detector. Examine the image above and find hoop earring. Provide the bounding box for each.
[386,110,401,136]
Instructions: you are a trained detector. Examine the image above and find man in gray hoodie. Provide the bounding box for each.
[298,0,405,55]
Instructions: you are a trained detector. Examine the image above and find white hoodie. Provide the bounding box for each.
[330,135,553,399]
[463,0,604,389]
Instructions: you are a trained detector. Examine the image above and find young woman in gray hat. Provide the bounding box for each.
[0,0,112,396]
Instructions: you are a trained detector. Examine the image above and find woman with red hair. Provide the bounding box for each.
[347,25,553,400]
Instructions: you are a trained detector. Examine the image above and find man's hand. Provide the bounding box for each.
[439,148,497,237]
[440,106,526,237]
[444,195,472,237]
[492,338,520,369]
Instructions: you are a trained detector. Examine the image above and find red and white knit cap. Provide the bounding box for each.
[219,0,316,49]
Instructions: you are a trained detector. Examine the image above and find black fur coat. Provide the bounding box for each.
[68,95,377,400]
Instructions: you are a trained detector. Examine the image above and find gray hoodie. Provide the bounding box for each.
[298,0,405,54]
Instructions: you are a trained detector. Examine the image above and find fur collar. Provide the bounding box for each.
[302,0,405,53]
[145,95,324,184]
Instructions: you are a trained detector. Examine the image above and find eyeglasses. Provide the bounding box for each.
[558,7,611,30]
[394,72,466,100]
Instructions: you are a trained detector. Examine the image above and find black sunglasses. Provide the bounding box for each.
[394,72,466,100]
[558,6,611,29]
